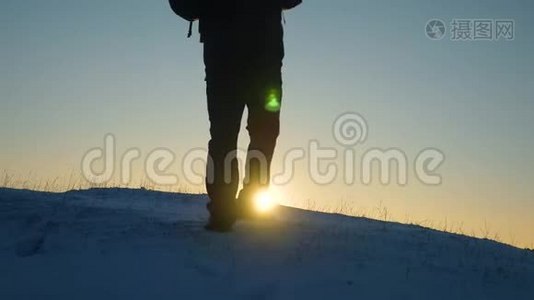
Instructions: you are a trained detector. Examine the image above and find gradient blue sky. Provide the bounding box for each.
[1,0,533,246]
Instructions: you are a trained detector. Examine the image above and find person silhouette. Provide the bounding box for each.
[195,0,302,231]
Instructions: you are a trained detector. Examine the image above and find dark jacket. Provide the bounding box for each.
[200,0,283,70]
[200,1,283,41]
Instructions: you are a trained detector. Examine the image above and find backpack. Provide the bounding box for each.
[168,0,201,37]
[282,0,302,10]
[169,0,201,21]
[169,0,302,38]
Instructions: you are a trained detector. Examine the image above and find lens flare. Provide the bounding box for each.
[265,90,281,112]
[254,190,277,213]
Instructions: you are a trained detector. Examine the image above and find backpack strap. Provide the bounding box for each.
[187,21,193,38]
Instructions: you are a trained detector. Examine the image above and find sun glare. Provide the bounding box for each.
[254,190,277,213]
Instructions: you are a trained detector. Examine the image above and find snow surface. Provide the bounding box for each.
[0,188,533,299]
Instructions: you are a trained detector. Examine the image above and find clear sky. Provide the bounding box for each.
[1,0,533,247]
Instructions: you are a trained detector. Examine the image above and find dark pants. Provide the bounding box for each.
[203,41,282,208]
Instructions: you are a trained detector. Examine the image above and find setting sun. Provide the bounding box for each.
[254,190,278,214]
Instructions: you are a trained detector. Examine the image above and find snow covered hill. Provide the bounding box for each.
[1,188,533,299]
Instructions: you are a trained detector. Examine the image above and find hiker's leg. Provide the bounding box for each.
[240,67,282,199]
[204,45,245,213]
[205,82,244,210]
